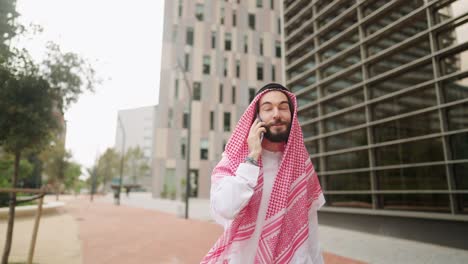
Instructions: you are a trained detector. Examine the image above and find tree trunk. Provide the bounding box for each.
[1,151,20,264]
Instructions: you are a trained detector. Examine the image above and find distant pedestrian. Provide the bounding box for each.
[201,83,325,263]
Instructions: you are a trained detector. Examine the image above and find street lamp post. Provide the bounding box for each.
[176,59,192,219]
[117,115,126,206]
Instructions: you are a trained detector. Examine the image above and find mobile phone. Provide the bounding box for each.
[257,114,264,141]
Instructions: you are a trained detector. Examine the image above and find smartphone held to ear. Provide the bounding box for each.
[257,114,264,141]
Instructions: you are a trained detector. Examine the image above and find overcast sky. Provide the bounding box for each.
[15,0,164,171]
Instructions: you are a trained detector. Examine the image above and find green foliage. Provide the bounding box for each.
[63,161,81,192]
[41,42,99,112]
[95,148,119,189]
[0,154,33,188]
[124,146,150,185]
[0,69,58,154]
[0,0,19,63]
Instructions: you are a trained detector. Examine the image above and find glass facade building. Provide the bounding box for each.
[283,0,468,220]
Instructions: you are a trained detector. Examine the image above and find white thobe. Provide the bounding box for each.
[210,150,324,263]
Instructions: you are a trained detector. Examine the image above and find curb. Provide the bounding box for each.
[0,201,65,219]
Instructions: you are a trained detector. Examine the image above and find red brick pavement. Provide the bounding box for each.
[65,197,365,264]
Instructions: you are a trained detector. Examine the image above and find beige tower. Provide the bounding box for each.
[152,0,284,199]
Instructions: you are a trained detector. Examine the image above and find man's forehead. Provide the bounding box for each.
[259,90,289,104]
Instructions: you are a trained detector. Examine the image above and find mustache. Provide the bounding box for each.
[265,121,288,127]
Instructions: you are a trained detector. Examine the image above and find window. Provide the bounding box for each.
[200,139,209,160]
[172,25,177,42]
[236,60,240,78]
[193,82,201,100]
[257,62,264,81]
[210,111,214,130]
[259,37,264,56]
[183,112,188,128]
[249,87,256,102]
[275,41,281,58]
[225,33,232,51]
[233,11,237,26]
[184,53,190,71]
[211,31,216,49]
[271,0,274,9]
[271,65,276,81]
[220,7,225,24]
[249,13,255,30]
[174,79,179,98]
[224,112,231,131]
[232,86,236,104]
[244,35,248,53]
[189,170,199,197]
[219,84,224,103]
[195,3,204,21]
[186,27,194,46]
[203,56,210,74]
[223,58,228,77]
[181,138,186,159]
[168,108,173,128]
[277,18,281,34]
[178,0,183,17]
[256,0,262,8]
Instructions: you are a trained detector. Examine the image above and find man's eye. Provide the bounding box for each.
[262,108,272,112]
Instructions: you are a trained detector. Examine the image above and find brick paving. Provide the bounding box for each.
[65,197,365,264]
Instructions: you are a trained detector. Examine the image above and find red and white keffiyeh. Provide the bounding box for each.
[201,88,324,264]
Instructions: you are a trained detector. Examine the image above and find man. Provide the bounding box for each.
[201,83,325,264]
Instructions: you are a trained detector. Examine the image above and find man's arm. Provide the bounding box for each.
[210,154,260,226]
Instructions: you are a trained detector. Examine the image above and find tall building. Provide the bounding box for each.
[153,0,284,199]
[283,0,468,247]
[115,105,157,191]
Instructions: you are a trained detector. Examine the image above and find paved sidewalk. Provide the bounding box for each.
[67,196,363,264]
[0,208,82,264]
[108,192,468,264]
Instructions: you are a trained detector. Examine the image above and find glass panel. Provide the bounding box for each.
[449,132,468,160]
[325,150,369,171]
[297,89,317,108]
[369,63,434,99]
[287,61,315,80]
[363,0,425,33]
[323,69,362,95]
[367,13,428,56]
[446,102,468,131]
[371,86,437,120]
[456,194,468,214]
[439,49,468,77]
[373,111,440,143]
[324,108,366,132]
[376,165,447,190]
[368,37,432,78]
[325,194,372,208]
[305,140,318,155]
[324,128,367,152]
[453,163,468,189]
[311,157,320,172]
[380,193,450,213]
[302,123,318,138]
[298,105,318,123]
[323,88,364,115]
[317,1,355,30]
[374,138,444,166]
[441,75,468,103]
[326,172,371,190]
[322,51,361,78]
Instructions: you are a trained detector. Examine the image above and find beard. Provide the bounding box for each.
[264,121,291,142]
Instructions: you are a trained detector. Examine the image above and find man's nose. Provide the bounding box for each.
[272,108,280,120]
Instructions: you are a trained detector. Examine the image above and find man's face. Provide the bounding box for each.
[258,91,292,142]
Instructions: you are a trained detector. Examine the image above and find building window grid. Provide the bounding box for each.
[284,2,468,217]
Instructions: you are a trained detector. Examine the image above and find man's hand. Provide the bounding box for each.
[247,119,266,161]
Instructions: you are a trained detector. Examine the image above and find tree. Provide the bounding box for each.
[0,69,58,264]
[0,153,33,207]
[95,148,119,192]
[41,42,99,112]
[63,161,82,194]
[0,0,19,63]
[40,140,71,200]
[124,147,150,185]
